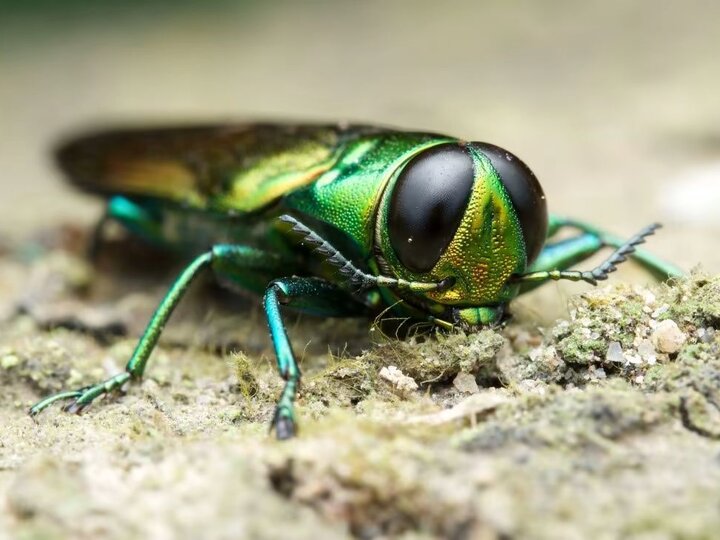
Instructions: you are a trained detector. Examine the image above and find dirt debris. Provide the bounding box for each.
[1,244,720,539]
[378,366,419,397]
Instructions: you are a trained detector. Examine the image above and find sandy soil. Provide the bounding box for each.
[1,2,720,539]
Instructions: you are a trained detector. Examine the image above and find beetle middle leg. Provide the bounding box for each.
[263,277,369,439]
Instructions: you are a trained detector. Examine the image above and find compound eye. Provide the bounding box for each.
[474,143,548,265]
[388,144,474,273]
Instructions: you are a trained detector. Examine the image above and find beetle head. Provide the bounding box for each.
[375,141,548,323]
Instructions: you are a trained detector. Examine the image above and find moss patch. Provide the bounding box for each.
[2,243,720,539]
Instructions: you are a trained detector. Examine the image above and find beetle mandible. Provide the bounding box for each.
[29,123,683,438]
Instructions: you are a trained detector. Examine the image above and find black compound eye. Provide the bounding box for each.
[388,144,474,273]
[473,143,548,265]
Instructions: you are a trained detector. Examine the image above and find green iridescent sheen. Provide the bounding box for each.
[30,123,684,439]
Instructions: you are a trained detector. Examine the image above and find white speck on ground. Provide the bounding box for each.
[378,365,419,396]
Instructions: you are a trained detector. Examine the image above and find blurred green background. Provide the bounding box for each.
[2,0,719,271]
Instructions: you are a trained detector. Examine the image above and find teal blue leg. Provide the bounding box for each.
[263,277,368,439]
[107,196,165,245]
[547,215,684,280]
[86,196,165,259]
[513,223,669,291]
[28,245,291,417]
[528,233,603,277]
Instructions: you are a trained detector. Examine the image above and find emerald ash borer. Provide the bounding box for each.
[29,123,683,438]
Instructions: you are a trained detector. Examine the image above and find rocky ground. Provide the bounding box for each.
[0,228,719,540]
[2,1,720,538]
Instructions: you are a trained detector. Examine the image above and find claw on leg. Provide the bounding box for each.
[270,379,298,440]
[272,406,297,440]
[28,372,131,418]
[29,389,88,417]
[30,251,215,423]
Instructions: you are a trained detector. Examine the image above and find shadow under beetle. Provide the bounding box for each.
[29,123,683,438]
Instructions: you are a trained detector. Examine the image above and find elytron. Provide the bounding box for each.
[29,123,682,438]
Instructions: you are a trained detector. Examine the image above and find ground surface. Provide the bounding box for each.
[1,229,720,540]
[2,2,720,539]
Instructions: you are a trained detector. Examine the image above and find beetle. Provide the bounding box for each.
[28,123,683,438]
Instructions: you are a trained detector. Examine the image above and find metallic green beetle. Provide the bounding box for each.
[29,123,682,438]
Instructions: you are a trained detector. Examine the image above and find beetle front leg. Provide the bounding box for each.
[263,277,367,439]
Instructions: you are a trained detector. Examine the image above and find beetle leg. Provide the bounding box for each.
[546,214,684,280]
[263,277,368,439]
[28,245,292,418]
[29,251,215,416]
[513,223,667,289]
[86,206,112,260]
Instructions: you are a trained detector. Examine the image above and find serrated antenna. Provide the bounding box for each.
[279,215,453,293]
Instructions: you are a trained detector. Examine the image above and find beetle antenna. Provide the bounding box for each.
[279,215,451,293]
[590,223,662,281]
[511,223,661,286]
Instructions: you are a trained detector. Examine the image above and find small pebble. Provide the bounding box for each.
[606,341,625,363]
[453,371,479,394]
[625,353,642,365]
[528,347,542,362]
[697,327,715,344]
[637,339,657,365]
[651,320,686,354]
